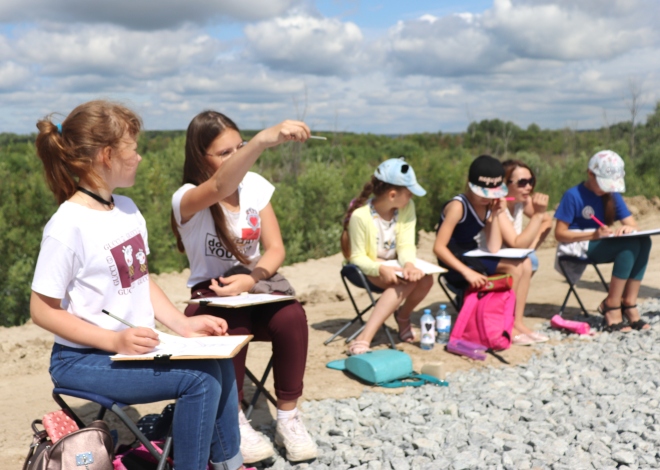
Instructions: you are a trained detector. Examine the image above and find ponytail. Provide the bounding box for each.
[602,194,616,226]
[35,101,142,204]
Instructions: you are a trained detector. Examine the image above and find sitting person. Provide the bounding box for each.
[31,100,246,470]
[171,111,317,464]
[433,155,547,345]
[476,159,553,272]
[342,157,433,355]
[554,150,651,332]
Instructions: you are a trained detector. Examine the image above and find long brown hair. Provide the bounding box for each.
[340,175,398,258]
[502,159,536,189]
[601,194,616,225]
[171,110,249,264]
[35,100,142,204]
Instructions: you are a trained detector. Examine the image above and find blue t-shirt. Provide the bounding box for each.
[554,183,630,230]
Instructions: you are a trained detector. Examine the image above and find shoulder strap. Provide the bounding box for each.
[377,373,449,388]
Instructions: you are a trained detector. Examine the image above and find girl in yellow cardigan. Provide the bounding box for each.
[341,158,433,355]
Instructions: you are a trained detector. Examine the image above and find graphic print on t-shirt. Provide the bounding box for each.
[206,232,235,259]
[109,233,149,288]
[582,206,595,219]
[242,207,261,240]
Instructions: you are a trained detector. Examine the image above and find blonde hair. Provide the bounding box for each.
[35,100,142,204]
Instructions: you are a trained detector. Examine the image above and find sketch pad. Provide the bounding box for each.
[463,248,533,259]
[381,258,448,277]
[111,333,252,361]
[186,293,295,308]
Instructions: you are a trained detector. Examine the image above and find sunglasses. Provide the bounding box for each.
[509,177,535,188]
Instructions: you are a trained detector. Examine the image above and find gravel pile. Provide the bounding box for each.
[256,300,660,470]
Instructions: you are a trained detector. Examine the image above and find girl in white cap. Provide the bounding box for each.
[434,155,545,345]
[554,150,651,332]
[341,157,432,355]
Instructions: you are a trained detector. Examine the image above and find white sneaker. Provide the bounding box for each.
[238,409,275,464]
[274,410,318,462]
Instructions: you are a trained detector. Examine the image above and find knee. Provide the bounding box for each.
[522,258,533,276]
[418,274,433,291]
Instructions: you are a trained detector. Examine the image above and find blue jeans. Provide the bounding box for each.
[527,251,539,272]
[49,344,242,470]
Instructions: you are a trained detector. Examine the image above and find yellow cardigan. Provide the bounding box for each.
[347,200,417,277]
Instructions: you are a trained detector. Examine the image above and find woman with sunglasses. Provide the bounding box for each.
[477,160,552,273]
[171,111,318,464]
[554,150,651,332]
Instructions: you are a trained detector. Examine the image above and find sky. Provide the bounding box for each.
[0,0,659,135]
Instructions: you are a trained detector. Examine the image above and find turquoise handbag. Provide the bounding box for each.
[327,349,448,388]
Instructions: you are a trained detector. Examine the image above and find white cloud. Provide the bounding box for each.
[0,0,301,29]
[13,25,220,79]
[244,14,364,75]
[0,61,30,90]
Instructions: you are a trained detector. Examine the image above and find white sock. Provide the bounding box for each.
[277,408,297,421]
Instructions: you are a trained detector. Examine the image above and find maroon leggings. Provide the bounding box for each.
[185,283,308,403]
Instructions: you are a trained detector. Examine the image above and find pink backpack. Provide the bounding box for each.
[449,288,516,351]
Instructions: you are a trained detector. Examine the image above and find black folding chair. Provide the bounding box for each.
[324,264,396,349]
[52,387,172,470]
[243,356,277,419]
[437,272,465,313]
[557,255,609,317]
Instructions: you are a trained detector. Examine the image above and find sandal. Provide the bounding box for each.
[394,309,415,343]
[597,299,630,333]
[621,304,650,330]
[348,340,371,356]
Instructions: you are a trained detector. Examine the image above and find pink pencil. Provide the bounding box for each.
[590,215,606,228]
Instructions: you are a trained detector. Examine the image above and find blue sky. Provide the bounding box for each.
[0,0,658,135]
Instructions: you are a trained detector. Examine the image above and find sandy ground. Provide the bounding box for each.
[3,196,660,467]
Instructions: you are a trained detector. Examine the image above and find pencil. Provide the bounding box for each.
[590,215,607,228]
[102,309,166,343]
[308,135,327,140]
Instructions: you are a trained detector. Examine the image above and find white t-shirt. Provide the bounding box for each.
[31,196,154,348]
[172,172,275,287]
[368,200,398,261]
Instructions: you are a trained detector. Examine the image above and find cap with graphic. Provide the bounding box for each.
[374,157,426,197]
[468,155,508,199]
[588,150,625,193]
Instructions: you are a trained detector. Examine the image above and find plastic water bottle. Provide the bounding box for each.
[435,304,451,344]
[420,308,436,350]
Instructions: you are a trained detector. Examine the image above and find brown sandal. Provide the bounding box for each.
[394,309,415,343]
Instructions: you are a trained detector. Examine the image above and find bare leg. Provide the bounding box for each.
[602,276,627,328]
[496,258,534,336]
[621,279,649,329]
[397,275,433,318]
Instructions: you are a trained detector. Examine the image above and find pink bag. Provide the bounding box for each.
[550,314,590,335]
[449,289,516,351]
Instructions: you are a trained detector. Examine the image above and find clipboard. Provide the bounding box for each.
[381,258,448,277]
[186,293,295,308]
[463,248,533,258]
[111,333,252,361]
[610,228,660,238]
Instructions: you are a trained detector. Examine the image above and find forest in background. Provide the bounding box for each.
[2,102,660,326]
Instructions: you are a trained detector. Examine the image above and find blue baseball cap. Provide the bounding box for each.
[374,157,426,197]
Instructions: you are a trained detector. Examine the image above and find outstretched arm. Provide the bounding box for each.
[178,120,311,224]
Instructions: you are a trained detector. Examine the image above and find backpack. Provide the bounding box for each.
[326,349,448,388]
[23,417,114,470]
[449,280,516,351]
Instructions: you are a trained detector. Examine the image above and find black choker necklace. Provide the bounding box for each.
[77,186,114,209]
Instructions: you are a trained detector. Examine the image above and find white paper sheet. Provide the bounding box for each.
[111,333,251,361]
[186,293,295,308]
[463,248,533,258]
[381,258,447,277]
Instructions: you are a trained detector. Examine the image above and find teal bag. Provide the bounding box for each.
[327,349,448,388]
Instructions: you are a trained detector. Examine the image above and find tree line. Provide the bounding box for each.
[1,102,659,326]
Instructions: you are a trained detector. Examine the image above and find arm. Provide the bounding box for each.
[178,120,311,224]
[554,219,611,242]
[505,194,550,248]
[30,291,160,355]
[348,211,382,277]
[614,215,638,236]
[483,199,504,253]
[433,200,488,289]
[396,203,424,282]
[210,203,286,296]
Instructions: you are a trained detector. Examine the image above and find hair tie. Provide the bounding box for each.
[56,123,62,135]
